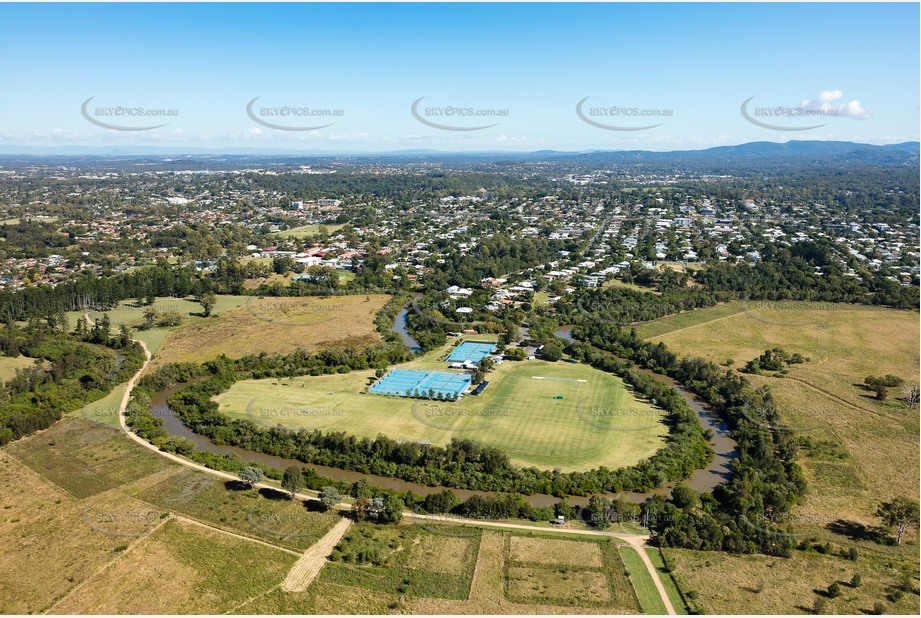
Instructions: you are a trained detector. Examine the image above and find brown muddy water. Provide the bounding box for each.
[142,321,737,508]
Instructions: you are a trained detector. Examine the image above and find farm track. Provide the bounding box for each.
[44,516,172,614]
[107,329,676,611]
[281,517,353,592]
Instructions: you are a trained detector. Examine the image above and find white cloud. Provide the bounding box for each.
[801,90,871,119]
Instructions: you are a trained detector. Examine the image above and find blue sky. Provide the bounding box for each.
[0,2,918,152]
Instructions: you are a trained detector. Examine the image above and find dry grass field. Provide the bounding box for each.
[151,293,390,367]
[49,517,297,614]
[635,301,920,614]
[0,419,328,613]
[636,301,919,522]
[664,546,920,615]
[0,355,37,383]
[508,536,605,568]
[2,417,656,615]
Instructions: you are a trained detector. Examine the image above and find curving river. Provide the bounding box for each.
[392,303,422,352]
[552,326,737,497]
[145,312,736,508]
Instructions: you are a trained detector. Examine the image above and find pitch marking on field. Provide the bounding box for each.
[531,376,587,382]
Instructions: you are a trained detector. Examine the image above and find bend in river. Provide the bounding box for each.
[143,321,737,509]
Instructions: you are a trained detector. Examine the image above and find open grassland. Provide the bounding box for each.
[277,223,346,238]
[50,517,297,614]
[2,416,659,615]
[632,301,746,339]
[64,295,250,355]
[0,450,168,614]
[604,278,661,294]
[240,528,642,615]
[214,341,667,471]
[664,546,920,615]
[0,419,337,613]
[636,301,919,523]
[65,294,249,327]
[637,301,920,614]
[66,382,128,428]
[4,418,171,499]
[151,293,390,366]
[0,355,37,383]
[136,467,340,552]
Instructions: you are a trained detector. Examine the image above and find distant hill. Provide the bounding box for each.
[0,141,916,173]
[575,140,919,165]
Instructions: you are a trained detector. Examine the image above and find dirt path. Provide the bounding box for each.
[112,334,674,612]
[407,513,649,542]
[624,536,677,615]
[45,516,171,614]
[173,515,302,557]
[281,517,352,592]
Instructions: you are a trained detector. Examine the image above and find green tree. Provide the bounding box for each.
[198,293,217,317]
[422,489,459,514]
[319,486,341,511]
[142,307,158,330]
[374,495,404,524]
[350,478,373,499]
[671,483,699,510]
[238,466,265,489]
[282,466,303,499]
[540,340,563,362]
[352,496,371,521]
[877,496,920,545]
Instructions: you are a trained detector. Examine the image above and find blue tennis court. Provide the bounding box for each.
[369,369,472,399]
[445,341,497,364]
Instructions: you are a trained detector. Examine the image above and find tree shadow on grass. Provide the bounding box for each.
[302,498,326,512]
[827,519,892,544]
[258,487,291,501]
[224,480,251,491]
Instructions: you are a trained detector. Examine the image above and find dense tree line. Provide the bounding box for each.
[572,320,807,555]
[125,337,710,497]
[694,240,918,309]
[0,324,145,445]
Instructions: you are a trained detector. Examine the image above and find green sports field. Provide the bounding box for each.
[213,344,667,472]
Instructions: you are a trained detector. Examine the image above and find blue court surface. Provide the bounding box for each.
[445,341,497,364]
[370,368,472,399]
